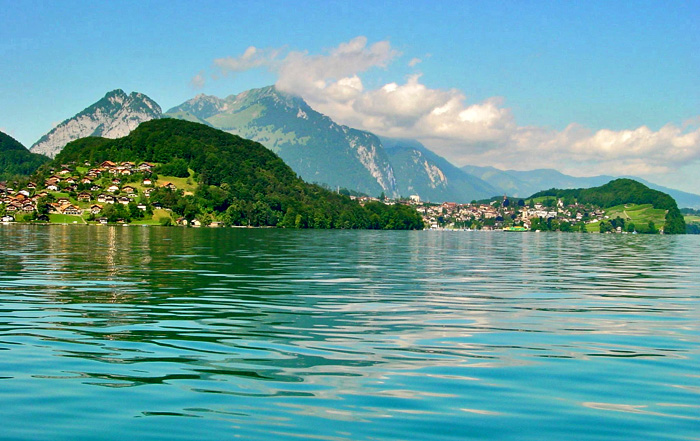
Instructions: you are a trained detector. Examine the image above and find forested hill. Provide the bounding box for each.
[0,131,50,181]
[50,119,424,229]
[531,178,686,234]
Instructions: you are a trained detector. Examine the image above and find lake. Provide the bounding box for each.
[1,225,698,440]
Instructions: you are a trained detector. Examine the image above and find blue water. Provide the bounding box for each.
[0,225,698,440]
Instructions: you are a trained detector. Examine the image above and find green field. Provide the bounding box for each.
[584,204,667,232]
[48,213,86,224]
[154,172,197,194]
[130,209,173,226]
[606,204,667,224]
[685,214,700,224]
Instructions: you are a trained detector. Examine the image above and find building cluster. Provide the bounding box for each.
[1,160,172,223]
[407,195,606,230]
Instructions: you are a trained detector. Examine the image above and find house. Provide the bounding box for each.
[161,182,177,190]
[143,188,154,197]
[137,204,147,211]
[64,177,76,184]
[46,184,59,192]
[90,185,101,192]
[118,197,130,205]
[77,192,92,202]
[26,182,37,189]
[121,161,135,169]
[142,178,153,186]
[81,177,94,184]
[119,169,133,176]
[98,217,108,225]
[90,204,103,214]
[22,203,35,212]
[100,161,116,168]
[111,178,121,184]
[59,168,72,175]
[56,197,70,205]
[176,217,188,226]
[1,215,15,222]
[107,185,120,193]
[191,219,202,227]
[138,162,153,172]
[18,190,30,197]
[122,186,136,194]
[61,204,82,215]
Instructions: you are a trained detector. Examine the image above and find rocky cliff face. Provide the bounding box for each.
[30,90,162,158]
[382,138,500,203]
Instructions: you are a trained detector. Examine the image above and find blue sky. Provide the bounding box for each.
[1,0,698,192]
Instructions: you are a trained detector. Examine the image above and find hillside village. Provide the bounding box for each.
[0,160,193,225]
[0,159,670,233]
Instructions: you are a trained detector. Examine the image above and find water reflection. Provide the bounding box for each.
[0,225,699,441]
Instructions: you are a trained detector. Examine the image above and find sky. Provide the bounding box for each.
[1,0,698,193]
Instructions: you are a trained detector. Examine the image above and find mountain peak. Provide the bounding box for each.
[30,89,162,158]
[105,89,127,98]
[232,85,307,111]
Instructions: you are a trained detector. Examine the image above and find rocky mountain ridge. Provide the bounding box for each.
[30,89,162,158]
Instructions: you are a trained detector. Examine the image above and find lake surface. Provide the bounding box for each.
[1,225,698,440]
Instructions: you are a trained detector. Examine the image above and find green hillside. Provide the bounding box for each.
[531,179,686,234]
[48,119,423,229]
[0,131,50,180]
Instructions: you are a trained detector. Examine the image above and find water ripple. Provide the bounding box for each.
[0,226,699,440]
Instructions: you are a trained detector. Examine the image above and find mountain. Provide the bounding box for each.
[30,89,162,158]
[166,86,398,197]
[167,86,500,202]
[49,119,424,229]
[463,165,700,209]
[381,138,500,203]
[0,131,50,181]
[461,165,613,198]
[531,178,686,234]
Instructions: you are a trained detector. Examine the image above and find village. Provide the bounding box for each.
[404,194,608,232]
[0,160,196,225]
[1,160,615,232]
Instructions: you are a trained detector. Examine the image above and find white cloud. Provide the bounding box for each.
[203,37,700,180]
[408,57,422,67]
[275,36,399,100]
[214,46,281,74]
[190,71,206,89]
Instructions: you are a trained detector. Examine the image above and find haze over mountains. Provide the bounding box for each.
[463,165,700,209]
[19,86,700,208]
